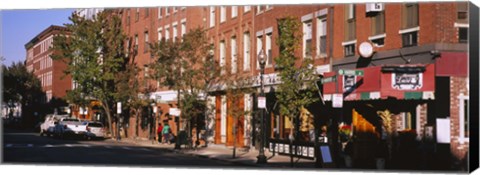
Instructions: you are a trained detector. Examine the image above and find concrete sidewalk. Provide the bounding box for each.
[114,137,318,169]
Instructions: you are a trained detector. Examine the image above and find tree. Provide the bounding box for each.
[274,16,318,159]
[224,69,254,158]
[51,10,128,137]
[150,27,221,148]
[3,61,45,127]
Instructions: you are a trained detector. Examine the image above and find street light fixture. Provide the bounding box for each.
[257,48,267,164]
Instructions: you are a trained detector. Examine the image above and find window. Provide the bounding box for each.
[165,7,170,16]
[232,6,238,18]
[244,6,251,13]
[371,11,385,35]
[459,27,468,43]
[220,41,226,74]
[303,21,313,58]
[256,35,263,69]
[165,26,170,40]
[181,22,186,39]
[144,31,149,53]
[257,6,265,14]
[210,7,215,28]
[402,3,419,29]
[345,4,356,41]
[173,24,178,42]
[457,2,468,23]
[344,44,355,56]
[173,7,177,13]
[220,6,226,23]
[135,8,139,22]
[231,37,237,73]
[145,8,149,18]
[317,17,327,57]
[458,93,469,144]
[243,32,251,71]
[134,34,139,52]
[158,7,162,19]
[266,33,272,66]
[402,31,418,47]
[157,28,162,41]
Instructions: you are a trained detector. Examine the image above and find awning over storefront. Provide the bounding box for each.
[323,64,435,101]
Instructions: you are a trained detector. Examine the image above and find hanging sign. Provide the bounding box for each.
[332,94,343,108]
[258,96,266,109]
[117,102,122,114]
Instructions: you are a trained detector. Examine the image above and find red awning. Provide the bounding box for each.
[323,64,435,101]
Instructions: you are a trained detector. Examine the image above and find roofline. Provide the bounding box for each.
[24,25,69,49]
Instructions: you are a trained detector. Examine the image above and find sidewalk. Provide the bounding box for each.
[114,137,317,169]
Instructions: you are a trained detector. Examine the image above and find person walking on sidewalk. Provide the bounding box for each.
[157,123,163,143]
[162,124,171,144]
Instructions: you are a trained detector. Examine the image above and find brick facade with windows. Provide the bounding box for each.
[25,25,72,102]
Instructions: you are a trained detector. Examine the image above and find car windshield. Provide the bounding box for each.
[88,123,103,127]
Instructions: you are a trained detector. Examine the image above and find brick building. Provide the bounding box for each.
[118,2,470,165]
[25,25,72,103]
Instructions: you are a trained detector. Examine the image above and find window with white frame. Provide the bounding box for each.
[244,6,251,13]
[134,34,139,51]
[231,37,237,73]
[165,7,170,16]
[173,24,178,42]
[317,17,327,57]
[220,41,226,74]
[243,32,251,71]
[220,6,226,23]
[144,31,149,53]
[257,6,265,14]
[458,93,469,144]
[266,33,272,66]
[232,6,238,18]
[303,20,313,58]
[256,35,263,69]
[181,21,186,38]
[165,26,170,40]
[210,7,215,28]
[158,7,162,19]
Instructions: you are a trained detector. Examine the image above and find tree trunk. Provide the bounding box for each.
[102,101,113,138]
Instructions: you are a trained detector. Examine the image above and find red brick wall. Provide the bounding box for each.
[449,77,469,161]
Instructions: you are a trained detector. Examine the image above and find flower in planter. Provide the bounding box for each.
[339,123,352,142]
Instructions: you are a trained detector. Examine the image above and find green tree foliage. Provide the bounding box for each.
[274,17,318,140]
[3,61,45,127]
[51,10,127,136]
[150,27,221,147]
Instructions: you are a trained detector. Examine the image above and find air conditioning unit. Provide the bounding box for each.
[366,3,384,13]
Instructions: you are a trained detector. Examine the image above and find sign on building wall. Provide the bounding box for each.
[392,73,423,90]
[257,96,266,109]
[332,94,343,108]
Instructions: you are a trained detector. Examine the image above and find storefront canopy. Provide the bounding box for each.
[323,64,435,101]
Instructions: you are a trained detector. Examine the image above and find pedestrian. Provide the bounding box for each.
[162,124,171,144]
[157,123,163,143]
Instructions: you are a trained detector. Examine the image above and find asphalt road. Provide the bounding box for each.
[2,129,240,168]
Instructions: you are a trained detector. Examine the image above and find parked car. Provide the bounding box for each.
[40,114,68,137]
[82,121,105,140]
[53,118,87,139]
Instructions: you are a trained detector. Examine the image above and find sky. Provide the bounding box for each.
[1,9,74,66]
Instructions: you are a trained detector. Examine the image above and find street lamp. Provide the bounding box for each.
[257,49,267,164]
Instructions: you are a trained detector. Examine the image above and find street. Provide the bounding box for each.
[2,129,240,168]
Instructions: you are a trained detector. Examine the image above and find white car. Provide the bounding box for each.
[40,114,68,137]
[83,121,105,139]
[53,118,87,139]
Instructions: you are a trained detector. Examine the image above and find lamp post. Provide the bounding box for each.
[257,49,267,164]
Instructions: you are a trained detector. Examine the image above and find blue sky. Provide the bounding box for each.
[1,9,74,66]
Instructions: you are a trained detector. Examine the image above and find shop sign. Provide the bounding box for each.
[258,96,266,109]
[343,75,357,92]
[332,94,343,108]
[169,108,181,116]
[338,69,364,76]
[320,75,337,84]
[392,73,423,90]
